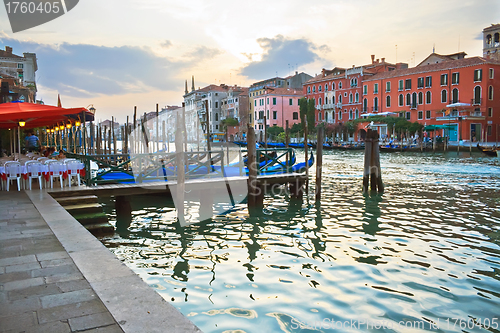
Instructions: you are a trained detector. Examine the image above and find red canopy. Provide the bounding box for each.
[0,102,94,129]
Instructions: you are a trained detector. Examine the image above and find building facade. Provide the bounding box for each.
[252,87,304,139]
[0,46,37,102]
[303,25,500,143]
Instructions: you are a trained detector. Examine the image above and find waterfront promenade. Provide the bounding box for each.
[0,190,202,333]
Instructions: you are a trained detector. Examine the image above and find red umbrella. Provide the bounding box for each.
[0,102,94,129]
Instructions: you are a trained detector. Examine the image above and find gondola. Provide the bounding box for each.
[477,143,498,157]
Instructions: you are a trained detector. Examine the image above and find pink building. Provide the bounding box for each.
[253,87,303,137]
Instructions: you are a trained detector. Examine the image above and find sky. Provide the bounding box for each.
[0,0,498,123]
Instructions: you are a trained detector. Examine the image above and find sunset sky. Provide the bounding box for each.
[0,0,498,122]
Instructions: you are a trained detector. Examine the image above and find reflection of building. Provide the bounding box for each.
[0,46,37,102]
[304,24,500,143]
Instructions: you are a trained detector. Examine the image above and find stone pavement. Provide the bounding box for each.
[0,191,202,333]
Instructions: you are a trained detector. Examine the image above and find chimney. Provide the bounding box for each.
[295,71,298,75]
[371,54,375,64]
[381,57,385,63]
[376,59,379,63]
[5,46,12,54]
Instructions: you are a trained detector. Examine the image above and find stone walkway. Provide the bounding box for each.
[0,191,201,333]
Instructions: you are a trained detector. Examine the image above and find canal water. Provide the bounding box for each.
[99,150,500,332]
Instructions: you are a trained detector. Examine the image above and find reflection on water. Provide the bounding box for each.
[100,151,500,332]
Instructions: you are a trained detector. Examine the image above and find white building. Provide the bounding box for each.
[0,46,37,88]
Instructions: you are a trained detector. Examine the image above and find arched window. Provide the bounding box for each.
[495,32,500,45]
[363,98,368,112]
[355,109,359,119]
[489,85,494,100]
[349,93,353,103]
[339,81,342,89]
[406,93,411,106]
[332,82,335,90]
[318,112,322,121]
[426,91,431,104]
[452,88,459,103]
[332,95,335,104]
[332,111,335,121]
[313,86,316,93]
[319,85,322,92]
[325,84,328,91]
[473,86,481,104]
[349,109,353,119]
[386,95,391,108]
[441,90,447,103]
[412,92,417,108]
[355,92,359,103]
[399,94,404,106]
[215,113,219,121]
[319,97,322,105]
[325,96,328,105]
[418,92,423,105]
[486,34,492,45]
[338,95,342,104]
[325,111,329,122]
[374,97,379,111]
[307,86,311,93]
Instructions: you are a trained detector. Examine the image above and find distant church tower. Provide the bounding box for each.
[483,24,500,61]
[191,75,195,92]
[184,80,188,95]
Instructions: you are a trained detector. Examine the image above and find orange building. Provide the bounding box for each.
[304,25,500,143]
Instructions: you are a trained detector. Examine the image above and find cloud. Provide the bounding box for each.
[240,35,324,79]
[160,40,173,48]
[0,36,189,98]
[183,45,222,60]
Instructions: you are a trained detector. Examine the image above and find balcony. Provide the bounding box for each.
[336,102,343,109]
[323,103,335,109]
[471,98,482,106]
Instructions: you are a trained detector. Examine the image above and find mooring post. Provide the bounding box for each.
[369,130,382,192]
[199,189,213,222]
[247,125,261,213]
[363,130,373,193]
[304,117,309,194]
[315,126,323,201]
[372,130,384,193]
[115,196,132,231]
[175,112,185,226]
[285,120,289,169]
[156,104,160,153]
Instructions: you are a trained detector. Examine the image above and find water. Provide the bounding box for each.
[99,150,500,332]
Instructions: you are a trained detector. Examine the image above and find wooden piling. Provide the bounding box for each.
[175,112,185,226]
[285,120,289,169]
[162,120,166,152]
[315,126,323,201]
[156,104,160,153]
[247,125,261,212]
[363,129,383,193]
[363,132,373,193]
[303,116,309,194]
[115,196,132,231]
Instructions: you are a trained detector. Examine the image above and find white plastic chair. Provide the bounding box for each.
[37,157,49,163]
[26,161,43,190]
[66,161,81,187]
[48,162,64,189]
[5,162,21,191]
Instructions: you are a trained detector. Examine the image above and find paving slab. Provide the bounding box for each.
[0,189,202,333]
[0,190,201,333]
